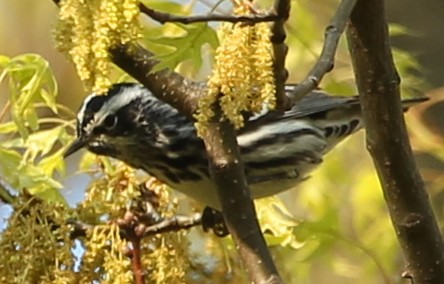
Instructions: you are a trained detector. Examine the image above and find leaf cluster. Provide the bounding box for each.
[0,54,73,202]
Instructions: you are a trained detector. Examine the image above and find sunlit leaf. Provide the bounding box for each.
[3,125,66,160]
[147,23,219,72]
[0,121,17,134]
[40,87,58,113]
[17,163,62,189]
[30,186,66,203]
[1,53,58,139]
[0,145,64,203]
[0,55,10,83]
[79,151,99,172]
[38,148,66,177]
[0,147,22,181]
[389,23,415,37]
[256,197,304,249]
[0,55,10,68]
[140,0,185,14]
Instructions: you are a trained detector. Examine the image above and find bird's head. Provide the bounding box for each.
[64,83,154,158]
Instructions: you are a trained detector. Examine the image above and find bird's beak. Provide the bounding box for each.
[64,136,89,158]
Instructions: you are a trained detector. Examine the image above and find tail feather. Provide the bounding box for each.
[401,97,429,111]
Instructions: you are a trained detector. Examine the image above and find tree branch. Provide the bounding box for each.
[139,3,278,24]
[201,102,282,284]
[271,0,291,110]
[288,0,357,103]
[109,43,203,119]
[346,0,444,282]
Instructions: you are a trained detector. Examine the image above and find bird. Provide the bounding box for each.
[64,82,425,210]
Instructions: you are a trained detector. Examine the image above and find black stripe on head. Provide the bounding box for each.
[77,83,148,136]
[77,94,108,136]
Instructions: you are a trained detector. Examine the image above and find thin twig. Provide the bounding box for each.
[288,0,357,104]
[0,101,10,122]
[129,236,145,284]
[270,0,291,110]
[139,3,278,24]
[137,214,202,236]
[67,214,202,239]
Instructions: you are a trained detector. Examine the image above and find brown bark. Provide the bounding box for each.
[346,0,444,283]
[201,103,282,284]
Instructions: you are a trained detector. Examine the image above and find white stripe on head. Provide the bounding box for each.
[94,84,145,125]
[77,93,97,127]
[100,85,143,113]
[77,84,147,134]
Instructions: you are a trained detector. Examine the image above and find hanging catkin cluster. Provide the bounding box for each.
[54,0,141,93]
[195,3,275,136]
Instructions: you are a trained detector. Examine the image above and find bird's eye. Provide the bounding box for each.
[103,114,118,129]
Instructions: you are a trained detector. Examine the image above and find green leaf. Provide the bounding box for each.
[256,197,303,249]
[3,125,66,160]
[17,163,65,203]
[79,151,99,172]
[0,54,10,68]
[1,53,58,139]
[24,107,39,131]
[0,146,62,192]
[40,86,58,113]
[0,55,10,83]
[17,163,62,189]
[0,121,18,134]
[38,148,66,177]
[28,125,66,157]
[31,186,66,204]
[389,23,414,37]
[147,23,219,72]
[140,0,185,14]
[0,147,22,180]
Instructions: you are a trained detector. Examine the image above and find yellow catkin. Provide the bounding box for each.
[0,197,76,283]
[74,158,188,282]
[195,2,275,136]
[54,0,141,93]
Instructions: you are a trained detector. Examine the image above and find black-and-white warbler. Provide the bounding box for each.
[64,83,425,209]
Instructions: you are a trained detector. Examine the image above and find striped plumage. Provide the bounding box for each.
[65,83,424,209]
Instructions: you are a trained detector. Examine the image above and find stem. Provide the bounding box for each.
[130,237,145,284]
[288,0,357,103]
[201,103,282,284]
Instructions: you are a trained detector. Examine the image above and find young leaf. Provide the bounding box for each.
[0,147,22,183]
[38,148,66,177]
[1,54,58,139]
[256,197,303,249]
[3,125,66,160]
[147,23,219,72]
[0,121,17,134]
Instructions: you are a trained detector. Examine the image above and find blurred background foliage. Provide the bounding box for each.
[0,0,443,283]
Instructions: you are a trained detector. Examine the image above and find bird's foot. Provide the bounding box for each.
[201,207,229,237]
